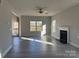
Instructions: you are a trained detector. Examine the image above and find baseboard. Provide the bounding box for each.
[2,45,12,58]
[70,42,79,48]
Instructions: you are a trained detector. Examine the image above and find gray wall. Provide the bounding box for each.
[0,0,13,57]
[21,16,51,38]
[51,4,79,46]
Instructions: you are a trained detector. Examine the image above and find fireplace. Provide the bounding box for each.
[59,26,70,44]
[60,30,67,44]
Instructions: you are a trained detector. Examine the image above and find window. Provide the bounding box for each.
[41,24,46,36]
[52,20,56,32]
[30,21,42,31]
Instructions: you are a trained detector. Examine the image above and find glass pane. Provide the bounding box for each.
[30,27,36,31]
[37,27,42,31]
[37,21,42,31]
[30,21,36,31]
[30,21,36,26]
[37,21,42,27]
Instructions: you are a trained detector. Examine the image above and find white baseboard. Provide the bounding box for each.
[2,45,12,58]
[70,42,79,48]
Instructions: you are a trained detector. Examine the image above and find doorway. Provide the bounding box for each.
[12,15,19,36]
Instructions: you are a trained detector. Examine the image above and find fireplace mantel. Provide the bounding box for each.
[59,26,69,31]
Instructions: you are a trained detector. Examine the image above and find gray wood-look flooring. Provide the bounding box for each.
[5,36,79,58]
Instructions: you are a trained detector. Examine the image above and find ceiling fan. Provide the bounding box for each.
[35,6,48,14]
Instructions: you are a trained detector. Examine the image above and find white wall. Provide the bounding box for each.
[0,0,14,57]
[51,4,79,46]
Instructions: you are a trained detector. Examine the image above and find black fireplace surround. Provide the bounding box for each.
[60,30,67,44]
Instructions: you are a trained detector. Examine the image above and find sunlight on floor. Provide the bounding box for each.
[21,37,34,41]
[21,37,55,46]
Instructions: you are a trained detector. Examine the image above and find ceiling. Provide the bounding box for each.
[7,0,79,16]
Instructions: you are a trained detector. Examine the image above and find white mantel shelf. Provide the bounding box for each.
[59,27,69,31]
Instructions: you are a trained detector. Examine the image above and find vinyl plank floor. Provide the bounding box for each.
[4,37,79,58]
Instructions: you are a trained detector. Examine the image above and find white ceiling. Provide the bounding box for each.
[7,0,79,16]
